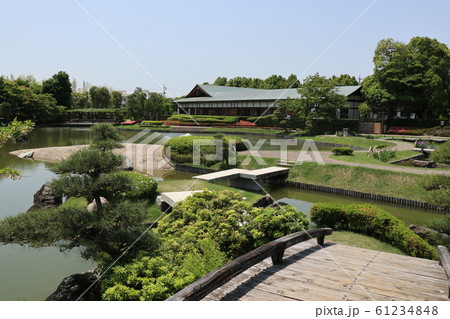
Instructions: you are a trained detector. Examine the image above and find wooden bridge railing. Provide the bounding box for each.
[167,228,332,301]
[437,245,450,298]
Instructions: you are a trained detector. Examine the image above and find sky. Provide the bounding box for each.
[1,0,449,98]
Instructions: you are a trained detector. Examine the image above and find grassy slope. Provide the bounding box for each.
[288,162,428,201]
[326,230,406,255]
[298,135,396,149]
[329,150,419,165]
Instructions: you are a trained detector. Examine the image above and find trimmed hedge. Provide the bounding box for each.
[167,115,237,124]
[140,121,163,126]
[164,135,246,165]
[307,119,359,135]
[331,147,354,155]
[248,115,277,127]
[384,119,445,129]
[424,126,450,137]
[310,203,438,260]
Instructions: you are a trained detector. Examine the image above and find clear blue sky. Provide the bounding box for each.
[1,0,449,97]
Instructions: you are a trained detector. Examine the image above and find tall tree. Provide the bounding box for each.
[362,37,450,119]
[89,86,111,108]
[42,71,72,107]
[126,87,173,120]
[279,73,347,131]
[213,76,227,86]
[71,91,90,109]
[111,91,123,108]
[0,76,61,123]
[330,74,359,86]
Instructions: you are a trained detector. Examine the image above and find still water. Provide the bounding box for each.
[0,127,443,300]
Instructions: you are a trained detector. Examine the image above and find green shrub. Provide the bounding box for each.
[310,203,438,260]
[374,144,388,149]
[102,238,227,301]
[248,115,278,127]
[102,190,308,300]
[164,135,245,164]
[140,121,163,126]
[384,119,444,129]
[112,171,157,200]
[371,147,396,162]
[431,141,450,164]
[331,147,354,155]
[306,119,359,135]
[427,215,450,235]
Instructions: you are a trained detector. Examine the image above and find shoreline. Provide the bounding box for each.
[9,143,174,173]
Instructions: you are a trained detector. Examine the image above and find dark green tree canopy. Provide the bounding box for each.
[126,87,174,120]
[90,123,123,151]
[0,76,61,123]
[362,36,450,119]
[329,74,359,86]
[209,73,360,90]
[89,86,111,109]
[42,71,72,107]
[278,73,348,132]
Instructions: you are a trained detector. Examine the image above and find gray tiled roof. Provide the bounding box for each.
[176,84,361,103]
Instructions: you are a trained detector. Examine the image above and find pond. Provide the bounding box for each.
[0,127,443,300]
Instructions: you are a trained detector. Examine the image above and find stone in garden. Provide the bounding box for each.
[408,224,438,241]
[412,160,436,168]
[46,268,101,301]
[28,183,62,211]
[18,151,34,159]
[252,194,274,208]
[86,197,109,212]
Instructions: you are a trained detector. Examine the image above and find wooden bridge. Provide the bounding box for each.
[193,167,290,191]
[168,229,450,301]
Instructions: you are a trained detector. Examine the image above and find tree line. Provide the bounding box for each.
[207,73,359,89]
[0,71,174,123]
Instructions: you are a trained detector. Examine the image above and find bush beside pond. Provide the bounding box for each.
[331,147,354,155]
[310,203,438,260]
[164,135,245,165]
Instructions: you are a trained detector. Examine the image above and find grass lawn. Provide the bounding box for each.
[60,197,88,209]
[329,150,419,165]
[288,161,428,201]
[326,230,406,255]
[297,135,396,149]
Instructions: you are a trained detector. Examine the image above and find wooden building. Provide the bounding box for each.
[176,84,364,119]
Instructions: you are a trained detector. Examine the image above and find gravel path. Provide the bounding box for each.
[238,139,450,176]
[10,143,174,173]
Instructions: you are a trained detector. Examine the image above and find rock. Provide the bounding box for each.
[18,151,34,159]
[412,160,436,168]
[86,197,109,212]
[252,194,274,208]
[268,201,289,208]
[46,268,101,301]
[119,156,133,171]
[28,184,62,211]
[408,224,438,241]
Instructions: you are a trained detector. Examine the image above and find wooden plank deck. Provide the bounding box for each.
[203,240,448,301]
